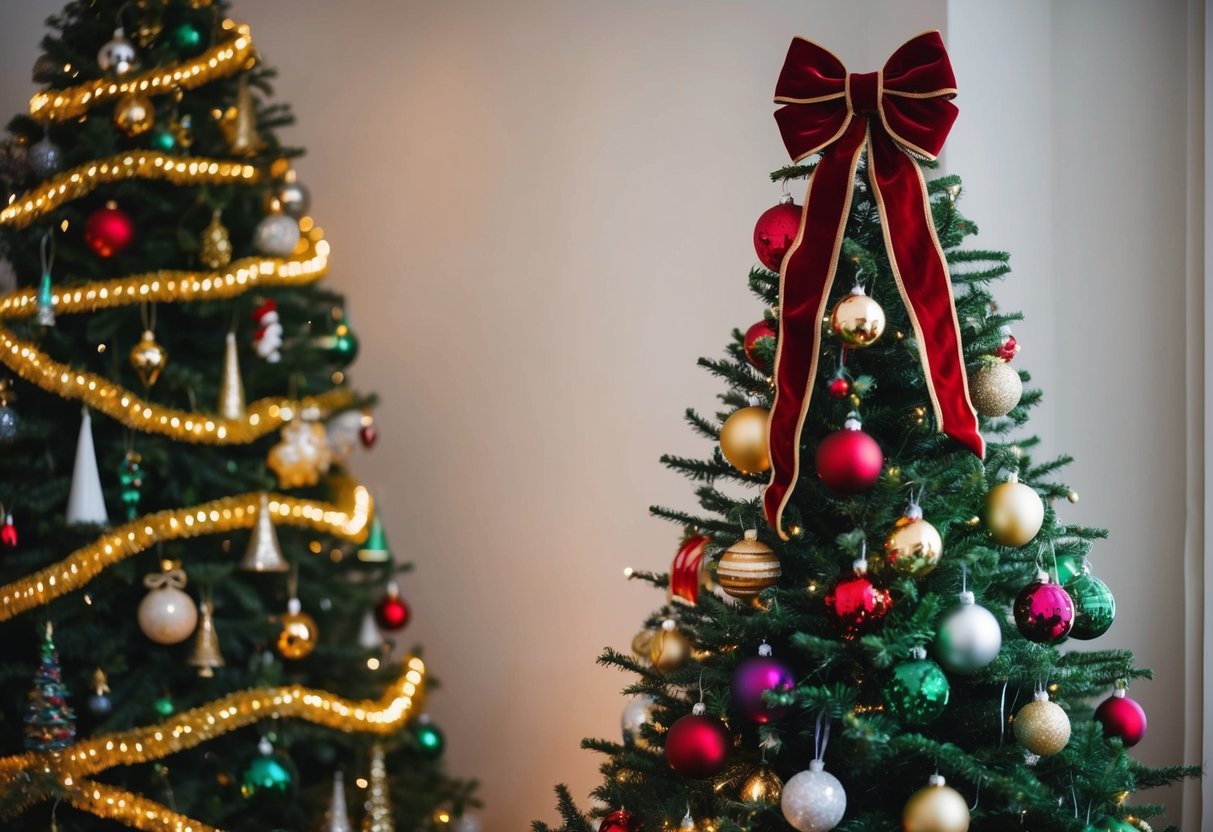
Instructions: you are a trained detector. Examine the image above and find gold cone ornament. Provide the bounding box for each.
[361,743,394,832]
[240,493,289,572]
[323,770,354,832]
[129,330,167,388]
[188,600,225,677]
[218,331,245,420]
[199,209,232,269]
[219,76,266,157]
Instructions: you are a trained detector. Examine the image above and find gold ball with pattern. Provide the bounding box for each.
[830,287,886,348]
[719,406,770,474]
[716,530,781,600]
[1013,692,1071,756]
[968,360,1022,417]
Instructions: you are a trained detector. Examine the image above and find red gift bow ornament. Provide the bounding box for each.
[764,31,984,539]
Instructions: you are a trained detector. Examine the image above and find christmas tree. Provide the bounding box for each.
[0,2,477,830]
[537,32,1195,832]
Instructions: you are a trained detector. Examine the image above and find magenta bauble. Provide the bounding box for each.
[664,707,731,778]
[1095,690,1147,748]
[815,419,883,494]
[731,649,795,723]
[84,203,135,258]
[743,319,777,370]
[753,200,801,271]
[1012,576,1073,643]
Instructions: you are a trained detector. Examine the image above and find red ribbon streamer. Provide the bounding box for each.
[764,31,984,539]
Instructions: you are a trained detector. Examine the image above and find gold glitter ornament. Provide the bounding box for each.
[740,767,783,804]
[1013,691,1071,756]
[968,359,1022,417]
[277,597,318,660]
[830,285,886,348]
[129,329,167,387]
[113,93,155,137]
[649,618,691,673]
[199,209,232,269]
[267,417,333,488]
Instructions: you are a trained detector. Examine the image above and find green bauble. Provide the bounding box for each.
[241,753,295,798]
[148,125,177,153]
[153,695,175,717]
[169,22,205,56]
[413,717,445,759]
[318,322,359,364]
[881,655,950,725]
[1054,552,1084,585]
[1065,572,1115,640]
[1084,818,1138,832]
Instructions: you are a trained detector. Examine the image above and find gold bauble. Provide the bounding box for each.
[113,93,155,137]
[277,600,318,660]
[984,479,1044,547]
[649,620,691,672]
[830,288,886,348]
[739,767,783,804]
[719,406,770,474]
[968,360,1022,417]
[199,210,232,269]
[881,514,943,578]
[902,776,970,832]
[716,529,781,600]
[631,628,656,659]
[129,329,167,388]
[1012,693,1071,756]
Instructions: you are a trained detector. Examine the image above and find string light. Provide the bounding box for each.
[3,658,426,830]
[0,325,351,443]
[1,153,258,229]
[0,480,372,621]
[30,23,255,123]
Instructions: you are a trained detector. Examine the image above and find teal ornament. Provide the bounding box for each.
[148,125,177,153]
[318,321,359,364]
[35,272,54,327]
[412,714,445,759]
[1083,818,1138,832]
[1054,552,1084,585]
[169,22,205,56]
[881,649,949,725]
[1065,571,1115,640]
[242,737,295,798]
[153,694,174,717]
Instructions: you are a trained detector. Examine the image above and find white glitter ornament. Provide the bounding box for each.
[781,759,846,832]
[254,211,301,256]
[933,590,1002,674]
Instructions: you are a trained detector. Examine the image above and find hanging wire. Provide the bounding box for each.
[813,708,831,761]
[40,231,55,276]
[969,775,983,811]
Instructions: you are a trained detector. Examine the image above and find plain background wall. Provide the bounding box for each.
[0,1,1197,828]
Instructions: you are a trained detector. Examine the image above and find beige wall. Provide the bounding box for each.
[0,1,1197,829]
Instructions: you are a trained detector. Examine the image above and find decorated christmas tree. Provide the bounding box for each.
[0,2,477,830]
[537,32,1195,832]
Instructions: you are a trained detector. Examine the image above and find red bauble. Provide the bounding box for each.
[600,809,642,832]
[823,565,892,638]
[664,706,731,778]
[1013,575,1074,643]
[374,583,410,631]
[815,417,883,493]
[84,203,135,258]
[743,319,777,371]
[1,513,15,548]
[359,424,378,448]
[1095,690,1147,747]
[995,335,1020,362]
[753,199,801,271]
[827,376,850,398]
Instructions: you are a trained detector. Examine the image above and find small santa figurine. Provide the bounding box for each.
[252,299,283,363]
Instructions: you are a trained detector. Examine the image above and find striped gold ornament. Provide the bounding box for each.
[716,530,781,600]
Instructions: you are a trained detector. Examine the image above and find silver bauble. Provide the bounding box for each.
[934,591,1002,675]
[0,406,17,443]
[621,694,656,749]
[254,213,301,256]
[781,760,846,832]
[97,28,139,76]
[272,181,311,219]
[28,138,62,179]
[137,585,198,644]
[0,258,16,295]
[32,53,58,83]
[451,814,482,832]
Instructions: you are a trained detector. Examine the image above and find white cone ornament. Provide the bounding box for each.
[933,591,1002,674]
[323,771,354,832]
[358,609,385,650]
[781,759,846,832]
[66,408,109,525]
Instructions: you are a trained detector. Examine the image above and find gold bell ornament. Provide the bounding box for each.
[219,76,266,157]
[240,493,289,572]
[830,284,886,348]
[218,331,245,420]
[188,599,225,677]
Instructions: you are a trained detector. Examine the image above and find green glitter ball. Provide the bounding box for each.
[148,126,177,153]
[881,656,949,725]
[413,717,445,760]
[153,695,174,717]
[170,22,204,56]
[241,753,294,798]
[1065,572,1116,640]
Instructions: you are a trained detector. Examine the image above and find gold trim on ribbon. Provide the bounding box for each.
[30,22,255,124]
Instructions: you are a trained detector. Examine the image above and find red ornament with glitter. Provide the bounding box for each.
[823,559,892,638]
[599,809,642,832]
[664,702,731,778]
[753,197,801,271]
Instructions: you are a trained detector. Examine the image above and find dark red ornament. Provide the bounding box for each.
[753,199,801,271]
[1095,689,1147,747]
[995,334,1020,362]
[827,376,850,399]
[664,704,731,778]
[84,203,135,258]
[600,809,642,832]
[373,583,410,631]
[823,564,892,638]
[815,416,883,493]
[359,424,378,448]
[1012,574,1074,643]
[669,534,709,606]
[743,319,777,371]
[1,513,15,548]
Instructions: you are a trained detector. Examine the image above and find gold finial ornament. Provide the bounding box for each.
[129,330,167,388]
[361,743,395,832]
[199,210,232,269]
[218,331,245,420]
[188,600,225,677]
[219,76,265,157]
[239,493,289,572]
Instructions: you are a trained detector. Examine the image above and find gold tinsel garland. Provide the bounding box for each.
[0,324,351,443]
[65,782,223,832]
[0,480,371,622]
[0,242,329,321]
[3,658,426,830]
[0,152,258,229]
[30,21,255,124]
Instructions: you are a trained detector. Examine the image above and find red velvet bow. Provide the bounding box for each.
[764,31,984,540]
